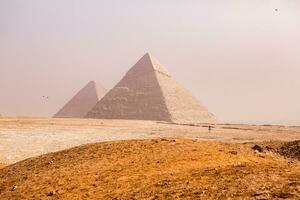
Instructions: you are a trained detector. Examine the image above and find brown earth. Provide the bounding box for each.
[0,164,7,169]
[260,140,300,160]
[1,139,299,200]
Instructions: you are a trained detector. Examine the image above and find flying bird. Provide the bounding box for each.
[42,96,49,100]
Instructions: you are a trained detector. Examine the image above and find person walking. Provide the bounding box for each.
[208,124,212,133]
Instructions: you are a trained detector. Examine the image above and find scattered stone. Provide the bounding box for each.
[155,180,169,187]
[151,194,159,200]
[47,190,56,196]
[258,154,267,158]
[233,162,243,167]
[11,185,18,191]
[273,192,293,199]
[252,190,271,199]
[252,145,263,152]
[277,140,300,160]
[265,146,273,151]
[47,160,54,165]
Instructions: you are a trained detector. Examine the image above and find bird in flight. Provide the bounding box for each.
[42,96,49,100]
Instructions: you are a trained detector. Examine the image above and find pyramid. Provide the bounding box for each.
[86,53,217,124]
[54,81,106,118]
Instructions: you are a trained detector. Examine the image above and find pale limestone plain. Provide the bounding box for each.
[0,117,299,164]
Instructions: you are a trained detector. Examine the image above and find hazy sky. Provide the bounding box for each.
[1,0,300,125]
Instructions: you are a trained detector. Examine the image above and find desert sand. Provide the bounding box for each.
[0,139,299,199]
[0,118,299,199]
[0,163,6,169]
[0,117,299,164]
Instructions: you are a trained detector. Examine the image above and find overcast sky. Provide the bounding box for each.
[1,0,299,125]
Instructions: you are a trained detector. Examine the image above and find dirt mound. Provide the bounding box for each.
[263,140,300,160]
[0,139,299,199]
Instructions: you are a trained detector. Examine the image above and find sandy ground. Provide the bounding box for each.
[0,164,6,169]
[0,117,299,164]
[0,139,299,199]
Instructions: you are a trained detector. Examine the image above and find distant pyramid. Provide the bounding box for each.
[86,53,217,124]
[54,81,106,118]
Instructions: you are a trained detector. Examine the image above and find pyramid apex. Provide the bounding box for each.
[143,52,156,60]
[136,53,170,76]
[85,80,99,89]
[144,52,152,57]
[87,80,96,85]
[140,52,152,61]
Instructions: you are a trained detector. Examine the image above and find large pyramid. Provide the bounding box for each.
[86,53,217,124]
[54,81,106,118]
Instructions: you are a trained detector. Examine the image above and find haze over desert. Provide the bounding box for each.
[1,1,300,200]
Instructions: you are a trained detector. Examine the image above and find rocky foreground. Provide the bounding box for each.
[0,139,299,200]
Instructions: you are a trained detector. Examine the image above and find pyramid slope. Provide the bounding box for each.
[54,81,106,118]
[87,53,217,124]
[87,54,171,121]
[155,69,217,124]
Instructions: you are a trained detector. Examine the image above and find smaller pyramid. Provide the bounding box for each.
[54,81,106,118]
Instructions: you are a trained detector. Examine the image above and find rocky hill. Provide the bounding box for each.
[0,139,299,199]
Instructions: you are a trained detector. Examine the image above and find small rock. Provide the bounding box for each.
[252,145,263,152]
[11,186,18,191]
[47,160,54,165]
[252,191,263,197]
[47,191,56,196]
[258,154,266,158]
[265,146,272,150]
[179,192,185,197]
[151,195,159,200]
[233,162,242,167]
[252,190,270,199]
[229,151,238,155]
